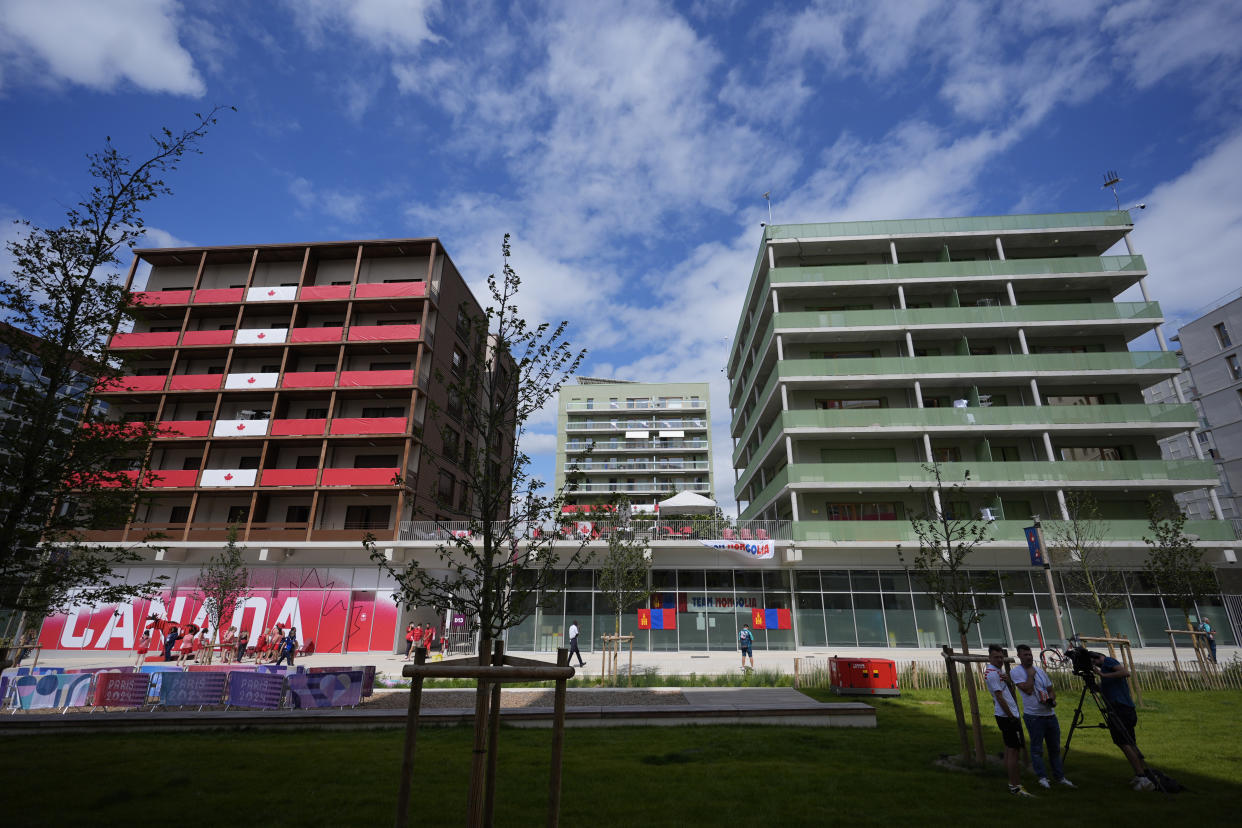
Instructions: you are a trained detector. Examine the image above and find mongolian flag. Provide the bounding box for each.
[752,608,792,630]
[638,608,676,630]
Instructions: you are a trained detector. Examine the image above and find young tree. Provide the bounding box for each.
[596,501,653,637]
[195,526,250,665]
[0,108,232,633]
[897,462,993,765]
[1143,495,1217,629]
[368,235,590,818]
[1046,491,1126,646]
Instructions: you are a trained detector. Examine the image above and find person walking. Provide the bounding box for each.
[1011,644,1074,789]
[404,623,417,660]
[567,620,585,667]
[1200,617,1217,664]
[235,630,249,663]
[134,629,152,668]
[985,644,1034,797]
[275,627,298,667]
[162,625,181,662]
[739,624,755,670]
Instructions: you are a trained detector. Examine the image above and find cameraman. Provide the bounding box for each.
[985,644,1034,797]
[1090,651,1153,791]
[1011,644,1074,789]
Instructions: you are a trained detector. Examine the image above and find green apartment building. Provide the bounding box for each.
[554,378,713,509]
[725,210,1239,649]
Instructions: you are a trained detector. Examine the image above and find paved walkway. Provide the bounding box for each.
[27,644,1235,678]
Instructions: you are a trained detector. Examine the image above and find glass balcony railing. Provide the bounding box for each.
[572,482,712,494]
[567,460,710,472]
[731,351,1179,433]
[564,439,709,452]
[791,518,1237,543]
[565,400,706,411]
[766,212,1132,240]
[565,419,708,431]
[732,404,1198,466]
[772,301,1160,331]
[739,459,1220,514]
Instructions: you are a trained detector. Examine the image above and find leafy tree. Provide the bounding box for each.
[0,108,231,633]
[897,461,993,764]
[596,500,653,637]
[1047,491,1125,644]
[1143,495,1217,628]
[195,525,250,665]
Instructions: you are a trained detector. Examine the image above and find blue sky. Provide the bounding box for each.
[3,0,1242,516]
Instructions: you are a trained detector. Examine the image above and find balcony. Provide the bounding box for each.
[339,369,415,387]
[732,351,1180,434]
[290,326,343,343]
[299,285,351,301]
[168,374,223,391]
[321,467,401,486]
[329,417,408,435]
[147,469,200,487]
[765,211,1132,241]
[564,439,709,452]
[565,400,707,411]
[224,372,278,390]
[791,518,1238,544]
[200,469,258,487]
[246,286,297,302]
[96,375,166,394]
[568,460,710,472]
[733,403,1200,466]
[259,468,318,487]
[572,482,712,494]
[235,328,287,345]
[155,420,211,438]
[181,330,233,346]
[132,289,191,306]
[282,371,336,388]
[195,288,245,304]
[740,459,1220,512]
[354,282,426,299]
[109,332,179,349]
[564,419,708,432]
[270,418,328,436]
[347,324,420,342]
[212,419,270,437]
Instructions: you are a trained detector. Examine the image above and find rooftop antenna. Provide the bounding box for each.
[1102,170,1122,210]
[762,191,773,224]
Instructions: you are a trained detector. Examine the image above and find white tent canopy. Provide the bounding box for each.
[657,491,717,514]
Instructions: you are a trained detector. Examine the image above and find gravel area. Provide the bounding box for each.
[360,688,690,710]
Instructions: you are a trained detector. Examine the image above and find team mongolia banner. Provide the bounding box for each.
[699,539,775,560]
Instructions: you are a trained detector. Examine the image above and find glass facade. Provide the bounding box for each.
[506,567,1236,652]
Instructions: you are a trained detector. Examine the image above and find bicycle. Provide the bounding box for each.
[1040,635,1082,671]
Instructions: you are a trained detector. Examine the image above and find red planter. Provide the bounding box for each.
[109,332,179,348]
[270,418,327,436]
[290,327,343,343]
[347,324,420,342]
[354,282,426,299]
[168,374,223,391]
[329,417,407,435]
[299,285,351,301]
[281,371,336,388]
[194,288,244,303]
[321,467,400,486]
[339,370,414,387]
[181,330,234,346]
[259,469,318,487]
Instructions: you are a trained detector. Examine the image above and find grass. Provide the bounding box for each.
[376,666,793,689]
[4,689,1240,827]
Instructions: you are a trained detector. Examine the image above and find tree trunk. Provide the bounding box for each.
[1099,612,1116,658]
[466,638,492,828]
[959,632,987,765]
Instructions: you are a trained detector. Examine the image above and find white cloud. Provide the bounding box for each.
[287,0,441,54]
[140,226,193,250]
[1130,128,1242,324]
[289,176,365,224]
[1103,0,1242,90]
[0,0,204,95]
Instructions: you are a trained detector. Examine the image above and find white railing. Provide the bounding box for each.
[571,482,712,493]
[399,518,793,542]
[564,440,709,451]
[566,461,710,472]
[565,400,706,411]
[564,419,708,431]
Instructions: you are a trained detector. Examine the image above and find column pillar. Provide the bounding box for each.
[897,285,907,309]
[790,490,800,521]
[785,435,794,466]
[1030,380,1042,406]
[914,380,924,408]
[1006,281,1017,306]
[994,237,1006,261]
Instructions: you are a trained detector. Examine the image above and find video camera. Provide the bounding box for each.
[1064,644,1100,690]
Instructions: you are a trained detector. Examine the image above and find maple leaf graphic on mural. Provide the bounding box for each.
[223,473,234,481]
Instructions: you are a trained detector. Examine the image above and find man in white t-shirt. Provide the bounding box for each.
[1011,644,1074,789]
[984,644,1034,797]
[568,620,585,667]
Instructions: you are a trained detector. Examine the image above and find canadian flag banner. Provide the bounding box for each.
[224,372,279,389]
[246,286,297,302]
[235,328,288,345]
[200,468,258,487]
[212,419,271,437]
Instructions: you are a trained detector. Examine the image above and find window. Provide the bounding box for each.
[207,366,225,374]
[354,454,398,468]
[456,307,471,338]
[370,361,410,371]
[1060,446,1128,462]
[181,457,200,470]
[932,447,961,463]
[1215,323,1232,349]
[344,504,391,530]
[295,455,319,469]
[285,505,310,523]
[169,506,190,523]
[305,407,328,419]
[438,470,454,502]
[260,364,280,374]
[816,398,884,410]
[442,427,460,463]
[1045,393,1120,406]
[239,456,261,469]
[314,363,335,372]
[992,445,1021,461]
[446,388,462,419]
[825,502,899,521]
[809,350,877,359]
[362,406,404,418]
[226,505,249,523]
[451,347,467,377]
[1227,354,1241,381]
[196,410,213,421]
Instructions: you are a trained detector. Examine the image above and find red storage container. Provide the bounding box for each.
[828,657,900,696]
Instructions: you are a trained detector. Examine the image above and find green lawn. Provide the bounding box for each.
[4,689,1240,827]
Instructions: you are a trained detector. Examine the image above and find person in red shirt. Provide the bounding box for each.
[134,629,152,668]
[404,623,417,660]
[423,624,436,655]
[411,623,425,657]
